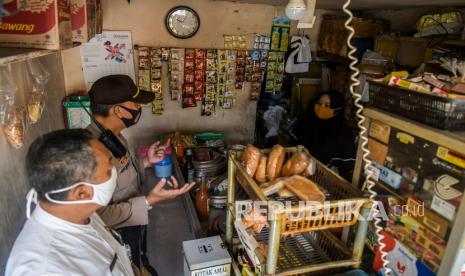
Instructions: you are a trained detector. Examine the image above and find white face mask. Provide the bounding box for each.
[26,167,118,218]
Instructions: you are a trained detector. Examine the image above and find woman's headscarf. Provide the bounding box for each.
[298,91,353,163]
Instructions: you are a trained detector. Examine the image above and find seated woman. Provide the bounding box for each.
[295,91,357,180]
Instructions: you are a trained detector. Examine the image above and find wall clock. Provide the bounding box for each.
[165,6,200,39]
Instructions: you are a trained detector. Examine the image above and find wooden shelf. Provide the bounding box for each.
[364,108,465,153]
[373,179,407,202]
[315,51,351,66]
[439,40,465,48]
[0,47,55,66]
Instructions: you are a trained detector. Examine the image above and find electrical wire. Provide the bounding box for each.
[325,158,355,167]
[341,0,392,275]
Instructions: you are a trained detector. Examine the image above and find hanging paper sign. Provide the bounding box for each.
[80,31,136,90]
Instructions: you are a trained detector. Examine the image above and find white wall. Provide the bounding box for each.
[0,53,66,273]
[62,0,336,146]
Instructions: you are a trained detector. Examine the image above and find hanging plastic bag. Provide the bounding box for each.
[263,105,285,138]
[0,65,18,125]
[27,85,45,124]
[2,97,26,149]
[27,58,50,87]
[25,59,49,124]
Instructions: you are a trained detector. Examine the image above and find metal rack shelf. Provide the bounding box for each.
[225,148,372,275]
[353,108,465,276]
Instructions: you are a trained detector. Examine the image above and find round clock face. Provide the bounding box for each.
[165,6,200,39]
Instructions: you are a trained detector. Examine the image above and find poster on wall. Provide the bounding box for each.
[80,31,136,90]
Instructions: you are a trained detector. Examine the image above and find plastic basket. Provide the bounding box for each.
[233,147,368,234]
[368,80,465,130]
[63,96,92,129]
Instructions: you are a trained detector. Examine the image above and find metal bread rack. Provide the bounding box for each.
[225,147,372,275]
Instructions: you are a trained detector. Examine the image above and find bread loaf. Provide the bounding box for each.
[284,175,325,202]
[259,178,286,196]
[281,152,309,176]
[277,188,295,198]
[242,145,260,176]
[255,155,267,182]
[266,145,285,181]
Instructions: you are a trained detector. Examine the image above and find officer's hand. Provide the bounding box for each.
[146,176,195,205]
[143,139,171,168]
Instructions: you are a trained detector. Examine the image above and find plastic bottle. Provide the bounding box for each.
[195,177,209,221]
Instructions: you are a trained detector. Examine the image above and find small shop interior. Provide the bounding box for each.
[1,0,465,275]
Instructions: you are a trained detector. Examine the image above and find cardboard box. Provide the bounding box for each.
[407,196,449,239]
[318,16,387,57]
[369,119,391,144]
[373,231,435,276]
[183,236,231,276]
[70,0,101,44]
[0,0,72,50]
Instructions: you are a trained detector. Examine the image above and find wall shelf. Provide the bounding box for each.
[0,47,55,66]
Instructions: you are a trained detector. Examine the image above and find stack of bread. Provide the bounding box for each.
[242,145,325,202]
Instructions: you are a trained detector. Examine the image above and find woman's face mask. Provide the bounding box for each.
[44,166,118,206]
[314,103,338,120]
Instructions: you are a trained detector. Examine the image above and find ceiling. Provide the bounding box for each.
[213,0,465,10]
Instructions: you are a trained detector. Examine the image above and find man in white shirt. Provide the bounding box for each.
[6,129,135,276]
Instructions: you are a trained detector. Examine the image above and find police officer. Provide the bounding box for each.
[87,74,195,275]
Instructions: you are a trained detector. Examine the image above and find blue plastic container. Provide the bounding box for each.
[154,155,173,178]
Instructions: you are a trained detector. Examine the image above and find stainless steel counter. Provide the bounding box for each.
[145,155,202,276]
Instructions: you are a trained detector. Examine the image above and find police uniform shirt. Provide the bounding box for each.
[87,123,149,229]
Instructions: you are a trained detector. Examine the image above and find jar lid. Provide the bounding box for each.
[155,155,172,166]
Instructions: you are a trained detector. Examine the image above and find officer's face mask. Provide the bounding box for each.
[117,105,142,128]
[26,167,118,218]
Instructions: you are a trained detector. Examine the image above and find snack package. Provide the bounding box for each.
[2,104,25,149]
[138,70,151,91]
[201,100,215,116]
[171,48,185,60]
[217,50,237,109]
[27,91,45,124]
[205,49,218,114]
[152,100,164,115]
[280,27,290,52]
[206,49,217,59]
[185,49,195,60]
[195,59,205,71]
[184,71,195,83]
[161,48,170,61]
[169,48,185,100]
[243,210,269,234]
[270,27,280,51]
[151,59,162,68]
[195,48,206,59]
[185,60,195,70]
[182,95,196,108]
[250,81,261,101]
[195,70,205,81]
[152,81,162,96]
[254,34,271,50]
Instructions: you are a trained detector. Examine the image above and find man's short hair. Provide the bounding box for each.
[26,129,97,202]
[91,101,113,117]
